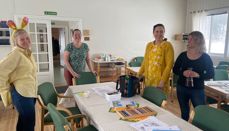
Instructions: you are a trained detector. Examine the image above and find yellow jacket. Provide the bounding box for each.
[138,41,174,93]
[0,47,37,107]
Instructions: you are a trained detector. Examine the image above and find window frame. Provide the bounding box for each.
[206,8,229,58]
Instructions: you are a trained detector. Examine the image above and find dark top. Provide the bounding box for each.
[173,52,214,89]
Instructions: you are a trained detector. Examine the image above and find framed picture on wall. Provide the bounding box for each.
[0,21,10,45]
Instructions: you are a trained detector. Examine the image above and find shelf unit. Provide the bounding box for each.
[92,60,126,83]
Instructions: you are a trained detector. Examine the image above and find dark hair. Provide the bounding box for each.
[153,24,167,41]
[153,24,165,32]
[72,29,81,35]
[189,31,206,53]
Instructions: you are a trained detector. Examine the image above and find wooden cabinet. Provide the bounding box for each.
[92,60,126,82]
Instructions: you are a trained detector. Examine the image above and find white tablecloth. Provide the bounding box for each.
[60,82,201,131]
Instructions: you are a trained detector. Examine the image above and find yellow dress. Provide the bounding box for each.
[138,41,174,94]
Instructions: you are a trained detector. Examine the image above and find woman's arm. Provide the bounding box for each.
[138,43,150,76]
[161,43,174,84]
[86,51,96,74]
[173,53,184,77]
[63,51,79,78]
[0,50,20,91]
[199,54,214,80]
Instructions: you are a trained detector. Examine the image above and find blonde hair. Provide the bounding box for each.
[12,29,28,46]
[189,31,206,53]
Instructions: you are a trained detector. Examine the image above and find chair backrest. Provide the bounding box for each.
[218,61,229,66]
[73,72,97,85]
[215,65,229,70]
[47,103,72,131]
[142,87,167,107]
[129,56,144,67]
[213,69,229,81]
[38,82,58,106]
[192,105,229,131]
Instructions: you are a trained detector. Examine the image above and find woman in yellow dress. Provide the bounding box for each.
[138,24,174,94]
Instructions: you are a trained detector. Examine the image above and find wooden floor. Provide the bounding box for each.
[0,90,181,131]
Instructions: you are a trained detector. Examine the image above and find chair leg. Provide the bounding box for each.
[170,87,174,103]
[53,125,55,131]
[40,109,45,131]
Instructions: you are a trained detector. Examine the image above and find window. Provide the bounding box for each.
[205,12,228,55]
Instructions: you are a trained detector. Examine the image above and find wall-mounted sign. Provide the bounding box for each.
[44,11,57,16]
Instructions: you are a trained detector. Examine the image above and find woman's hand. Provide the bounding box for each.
[71,71,79,78]
[183,70,199,78]
[91,70,97,76]
[189,70,199,78]
[183,70,191,77]
[158,80,164,90]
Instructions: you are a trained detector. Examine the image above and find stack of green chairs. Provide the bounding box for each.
[206,69,229,105]
[218,61,229,66]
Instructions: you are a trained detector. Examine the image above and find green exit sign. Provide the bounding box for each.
[44,11,57,16]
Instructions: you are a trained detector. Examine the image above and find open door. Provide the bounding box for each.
[59,28,66,66]
[15,17,54,84]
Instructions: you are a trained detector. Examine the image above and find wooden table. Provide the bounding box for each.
[61,82,201,131]
[205,81,229,108]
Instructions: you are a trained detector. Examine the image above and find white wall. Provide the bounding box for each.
[187,0,229,11]
[0,0,187,62]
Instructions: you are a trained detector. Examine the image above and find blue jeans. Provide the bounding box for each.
[11,87,36,131]
[176,84,205,121]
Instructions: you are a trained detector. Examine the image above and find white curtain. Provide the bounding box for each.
[190,10,210,51]
[191,10,208,33]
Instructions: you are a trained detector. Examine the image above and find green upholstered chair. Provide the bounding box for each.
[129,56,144,67]
[213,69,228,81]
[142,87,167,108]
[47,103,98,131]
[37,82,82,131]
[191,105,229,131]
[72,72,97,85]
[218,61,229,66]
[215,65,229,70]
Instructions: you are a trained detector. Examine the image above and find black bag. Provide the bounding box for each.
[116,75,140,97]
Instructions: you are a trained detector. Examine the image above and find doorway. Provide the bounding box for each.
[51,27,66,86]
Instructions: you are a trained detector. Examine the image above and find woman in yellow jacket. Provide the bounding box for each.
[139,24,174,94]
[0,18,37,131]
